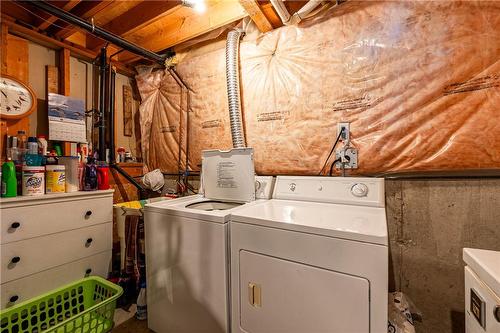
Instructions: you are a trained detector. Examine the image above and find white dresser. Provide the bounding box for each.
[0,190,114,309]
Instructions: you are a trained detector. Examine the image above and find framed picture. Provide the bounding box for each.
[123,85,133,137]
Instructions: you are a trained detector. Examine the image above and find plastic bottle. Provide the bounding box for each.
[136,281,147,320]
[1,159,17,197]
[37,135,48,155]
[28,138,38,157]
[16,130,27,149]
[97,163,110,190]
[83,156,98,191]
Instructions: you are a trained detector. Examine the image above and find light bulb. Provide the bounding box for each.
[182,0,206,13]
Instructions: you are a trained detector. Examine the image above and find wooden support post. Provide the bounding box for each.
[59,48,70,96]
[46,65,59,95]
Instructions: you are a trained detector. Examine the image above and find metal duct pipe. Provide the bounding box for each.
[292,0,323,24]
[269,0,291,25]
[225,30,246,149]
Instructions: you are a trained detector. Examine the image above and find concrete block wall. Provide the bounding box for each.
[386,178,500,333]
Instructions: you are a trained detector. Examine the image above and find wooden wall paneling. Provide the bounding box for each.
[59,48,71,96]
[3,33,30,137]
[1,23,8,74]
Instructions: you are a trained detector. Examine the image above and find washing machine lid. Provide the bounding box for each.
[145,195,257,223]
[201,148,256,203]
[230,199,388,245]
[463,248,500,296]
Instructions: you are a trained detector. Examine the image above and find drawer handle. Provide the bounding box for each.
[85,211,93,218]
[494,306,500,323]
[11,256,21,264]
[9,295,19,303]
[85,238,93,246]
[85,268,92,276]
[10,222,21,229]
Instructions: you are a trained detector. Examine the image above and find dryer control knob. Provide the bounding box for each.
[351,183,368,197]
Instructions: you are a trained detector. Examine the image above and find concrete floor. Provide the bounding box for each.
[112,317,151,333]
[386,178,500,333]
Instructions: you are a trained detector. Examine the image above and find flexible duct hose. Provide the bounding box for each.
[225,30,246,148]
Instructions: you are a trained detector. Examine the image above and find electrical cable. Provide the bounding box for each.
[12,1,75,32]
[329,157,341,176]
[318,128,344,175]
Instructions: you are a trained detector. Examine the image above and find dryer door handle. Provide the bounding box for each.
[248,282,262,308]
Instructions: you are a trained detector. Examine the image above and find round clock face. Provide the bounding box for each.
[0,76,36,119]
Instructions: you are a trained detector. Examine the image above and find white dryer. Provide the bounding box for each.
[464,248,500,333]
[230,176,388,333]
[144,148,274,333]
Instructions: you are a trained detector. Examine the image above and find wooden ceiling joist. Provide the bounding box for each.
[51,1,117,40]
[120,0,248,63]
[239,0,273,33]
[36,0,82,31]
[3,18,135,76]
[87,0,181,51]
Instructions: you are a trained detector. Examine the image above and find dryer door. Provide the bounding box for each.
[239,250,370,333]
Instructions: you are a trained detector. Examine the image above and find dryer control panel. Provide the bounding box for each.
[272,176,385,207]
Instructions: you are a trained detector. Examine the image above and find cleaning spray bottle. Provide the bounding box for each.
[1,158,17,197]
[136,280,147,320]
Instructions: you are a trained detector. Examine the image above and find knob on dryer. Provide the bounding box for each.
[351,183,369,197]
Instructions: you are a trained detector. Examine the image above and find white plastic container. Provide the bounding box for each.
[45,165,66,193]
[22,166,45,196]
[59,156,80,192]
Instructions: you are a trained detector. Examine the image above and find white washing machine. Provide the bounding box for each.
[230,176,388,333]
[144,148,274,333]
[464,248,500,333]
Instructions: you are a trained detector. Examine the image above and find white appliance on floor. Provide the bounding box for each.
[144,148,274,333]
[464,248,500,333]
[230,176,388,333]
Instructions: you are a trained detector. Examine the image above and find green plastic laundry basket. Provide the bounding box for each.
[0,276,123,333]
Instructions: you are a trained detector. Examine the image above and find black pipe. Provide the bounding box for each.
[109,67,116,164]
[22,0,166,64]
[98,47,107,162]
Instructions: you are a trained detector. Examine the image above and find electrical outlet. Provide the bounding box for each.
[337,122,350,142]
[334,148,358,169]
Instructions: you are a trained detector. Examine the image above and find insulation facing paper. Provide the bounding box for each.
[137,1,500,175]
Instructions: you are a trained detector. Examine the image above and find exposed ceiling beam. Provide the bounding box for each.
[51,1,116,40]
[120,0,248,64]
[0,1,38,26]
[3,18,136,76]
[87,0,181,51]
[239,0,273,33]
[37,0,81,31]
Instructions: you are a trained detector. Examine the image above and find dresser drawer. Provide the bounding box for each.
[0,251,111,309]
[1,196,112,244]
[1,223,112,283]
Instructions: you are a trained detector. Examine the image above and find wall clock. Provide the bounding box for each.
[0,74,37,120]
